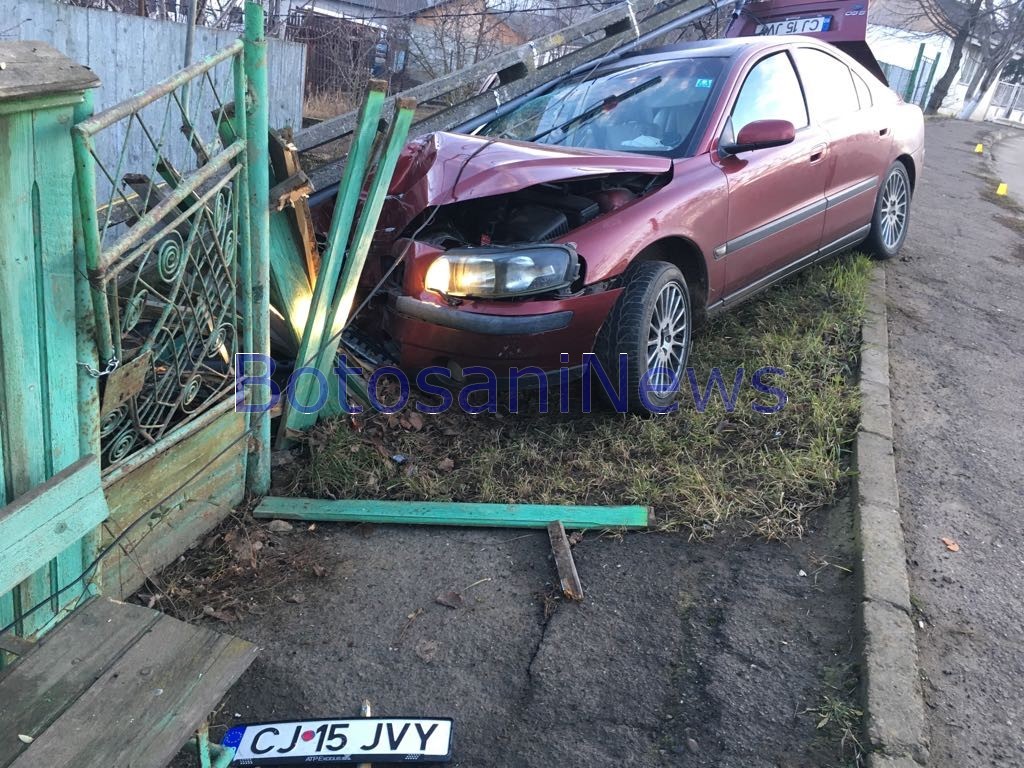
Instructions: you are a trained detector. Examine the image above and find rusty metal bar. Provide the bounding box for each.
[95,140,245,272]
[75,40,244,137]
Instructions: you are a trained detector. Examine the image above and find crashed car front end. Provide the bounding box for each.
[351,131,676,380]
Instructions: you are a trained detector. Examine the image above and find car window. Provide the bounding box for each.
[794,48,859,121]
[853,71,873,108]
[731,52,808,132]
[479,57,726,157]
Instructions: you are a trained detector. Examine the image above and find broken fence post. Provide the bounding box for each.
[547,521,584,601]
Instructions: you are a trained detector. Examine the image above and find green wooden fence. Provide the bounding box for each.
[0,4,271,649]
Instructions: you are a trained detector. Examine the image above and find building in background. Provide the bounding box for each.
[867,0,1022,121]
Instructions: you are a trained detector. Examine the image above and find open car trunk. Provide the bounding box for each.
[725,0,888,84]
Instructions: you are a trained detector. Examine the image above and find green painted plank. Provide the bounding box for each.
[0,107,55,636]
[280,81,386,443]
[287,99,417,431]
[253,497,653,530]
[32,102,90,619]
[0,456,107,598]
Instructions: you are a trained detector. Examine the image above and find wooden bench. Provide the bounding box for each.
[0,457,258,768]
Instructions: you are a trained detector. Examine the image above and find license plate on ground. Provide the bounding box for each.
[755,15,831,35]
[223,718,453,764]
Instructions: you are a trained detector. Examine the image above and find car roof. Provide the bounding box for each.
[621,35,823,62]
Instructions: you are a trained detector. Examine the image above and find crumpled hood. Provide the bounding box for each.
[385,131,672,222]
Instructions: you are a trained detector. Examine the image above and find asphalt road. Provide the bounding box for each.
[887,118,1024,766]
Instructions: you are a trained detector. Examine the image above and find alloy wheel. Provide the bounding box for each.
[646,281,689,389]
[880,171,908,249]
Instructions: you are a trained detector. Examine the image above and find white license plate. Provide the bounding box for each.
[223,718,453,764]
[755,15,831,35]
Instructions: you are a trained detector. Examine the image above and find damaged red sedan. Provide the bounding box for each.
[354,35,924,408]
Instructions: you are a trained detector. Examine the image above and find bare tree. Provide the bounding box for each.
[959,0,1024,114]
[914,0,1024,114]
[915,0,986,113]
[403,0,537,100]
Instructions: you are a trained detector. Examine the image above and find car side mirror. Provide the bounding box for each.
[719,119,796,157]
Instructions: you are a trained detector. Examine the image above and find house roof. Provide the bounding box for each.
[305,0,436,20]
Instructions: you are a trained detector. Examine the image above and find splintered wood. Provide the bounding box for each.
[547,521,584,601]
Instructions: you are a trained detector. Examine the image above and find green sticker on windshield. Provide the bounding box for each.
[696,78,713,88]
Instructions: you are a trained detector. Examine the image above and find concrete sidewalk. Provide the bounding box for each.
[886,118,1024,766]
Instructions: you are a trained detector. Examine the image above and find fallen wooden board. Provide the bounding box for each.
[254,497,653,530]
[547,521,584,601]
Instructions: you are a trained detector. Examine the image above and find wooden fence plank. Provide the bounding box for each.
[547,521,584,601]
[33,101,91,619]
[254,497,653,530]
[9,611,258,768]
[0,598,161,767]
[0,457,107,598]
[0,107,54,636]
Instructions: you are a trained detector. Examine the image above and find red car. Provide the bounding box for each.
[356,34,924,409]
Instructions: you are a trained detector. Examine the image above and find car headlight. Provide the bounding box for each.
[423,245,578,299]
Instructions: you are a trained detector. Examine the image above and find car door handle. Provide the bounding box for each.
[879,127,890,136]
[809,144,827,163]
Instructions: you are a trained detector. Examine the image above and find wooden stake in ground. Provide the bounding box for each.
[547,521,584,601]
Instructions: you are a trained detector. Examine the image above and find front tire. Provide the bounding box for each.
[594,261,691,414]
[865,161,912,259]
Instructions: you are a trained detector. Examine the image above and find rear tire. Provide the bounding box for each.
[865,161,912,260]
[594,261,691,414]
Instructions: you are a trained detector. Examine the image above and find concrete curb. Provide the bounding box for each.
[855,266,930,767]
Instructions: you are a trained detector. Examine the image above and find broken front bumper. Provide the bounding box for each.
[385,289,623,375]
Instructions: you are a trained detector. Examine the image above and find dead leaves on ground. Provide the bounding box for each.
[136,512,327,625]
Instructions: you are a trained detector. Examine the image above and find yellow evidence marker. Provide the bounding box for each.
[975,143,984,153]
[997,182,1009,196]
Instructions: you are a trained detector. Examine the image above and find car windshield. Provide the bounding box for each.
[479,57,725,156]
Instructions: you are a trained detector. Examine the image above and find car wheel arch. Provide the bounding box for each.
[895,153,916,191]
[630,237,710,325]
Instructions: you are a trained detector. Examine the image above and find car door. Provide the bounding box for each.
[793,47,891,253]
[716,51,831,300]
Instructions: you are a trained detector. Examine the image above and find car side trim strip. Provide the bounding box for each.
[818,223,871,258]
[717,223,872,308]
[825,177,879,209]
[395,296,574,335]
[724,197,827,255]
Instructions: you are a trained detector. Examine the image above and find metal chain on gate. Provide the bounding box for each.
[78,356,120,378]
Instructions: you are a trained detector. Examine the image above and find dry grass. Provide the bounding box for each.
[303,90,357,123]
[278,254,874,540]
[804,664,865,768]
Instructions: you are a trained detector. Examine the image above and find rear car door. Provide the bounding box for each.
[717,51,830,299]
[793,47,891,253]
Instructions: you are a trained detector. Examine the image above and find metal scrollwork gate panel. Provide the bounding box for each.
[72,41,252,474]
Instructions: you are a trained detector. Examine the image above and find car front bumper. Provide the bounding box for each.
[385,289,623,375]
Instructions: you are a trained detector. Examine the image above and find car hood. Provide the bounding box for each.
[387,131,673,213]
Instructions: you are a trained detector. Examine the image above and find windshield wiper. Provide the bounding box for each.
[527,76,663,143]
